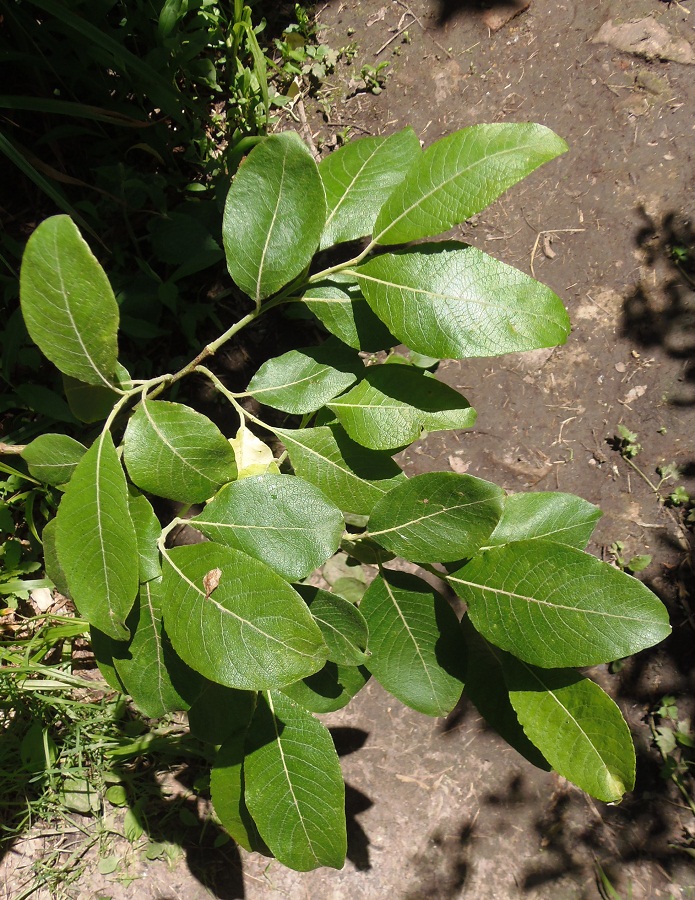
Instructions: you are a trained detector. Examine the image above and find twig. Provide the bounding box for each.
[0,442,25,454]
[296,96,320,162]
[376,17,414,56]
[529,228,585,277]
[394,0,453,58]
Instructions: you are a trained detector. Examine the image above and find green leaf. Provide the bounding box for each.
[22,434,86,486]
[319,127,421,249]
[62,362,131,424]
[368,472,504,563]
[327,366,476,451]
[247,338,363,414]
[89,625,126,693]
[461,616,549,770]
[19,216,120,387]
[211,729,265,853]
[191,474,344,581]
[162,543,328,690]
[448,541,672,668]
[295,585,369,665]
[124,399,237,503]
[354,243,570,359]
[41,519,71,599]
[281,662,370,713]
[487,491,602,550]
[55,431,138,640]
[360,570,466,717]
[112,579,195,718]
[188,683,256,745]
[127,492,161,584]
[301,275,396,351]
[275,424,406,516]
[501,654,635,802]
[372,123,568,245]
[223,132,326,304]
[244,691,346,870]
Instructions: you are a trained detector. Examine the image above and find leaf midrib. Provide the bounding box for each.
[369,496,495,538]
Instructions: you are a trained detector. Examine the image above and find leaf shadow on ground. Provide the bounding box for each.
[622,206,695,407]
[433,0,524,27]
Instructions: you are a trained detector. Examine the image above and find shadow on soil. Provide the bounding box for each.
[622,207,695,407]
[433,0,523,26]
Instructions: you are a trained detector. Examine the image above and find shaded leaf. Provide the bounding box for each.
[275,424,406,516]
[62,362,131,424]
[211,729,266,853]
[301,275,396,351]
[448,540,671,668]
[361,570,466,717]
[22,434,86,486]
[328,366,476,450]
[41,518,71,598]
[247,338,363,414]
[368,472,503,563]
[124,399,237,503]
[281,662,370,713]
[244,691,346,870]
[373,124,568,245]
[354,243,570,359]
[127,492,161,584]
[55,431,138,639]
[223,132,326,304]
[487,491,602,550]
[501,654,636,802]
[192,474,344,581]
[188,683,256,745]
[20,216,120,387]
[295,584,369,665]
[162,543,328,690]
[319,127,421,248]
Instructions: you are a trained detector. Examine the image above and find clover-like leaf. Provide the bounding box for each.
[20,216,120,387]
[161,543,328,690]
[124,399,237,503]
[55,430,138,640]
[191,474,344,581]
[319,126,421,248]
[372,123,567,245]
[354,243,570,360]
[244,691,346,870]
[360,570,466,717]
[223,132,325,304]
[448,540,671,668]
[327,366,476,451]
[368,472,503,563]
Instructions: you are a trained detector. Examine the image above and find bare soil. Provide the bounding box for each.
[3,1,695,897]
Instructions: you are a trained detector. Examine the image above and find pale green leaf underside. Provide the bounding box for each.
[373,123,568,245]
[20,215,120,387]
[22,433,86,486]
[361,570,466,717]
[247,338,363,415]
[301,276,396,351]
[319,126,421,249]
[162,543,328,690]
[244,691,346,870]
[275,424,406,516]
[192,474,344,581]
[354,243,570,360]
[223,132,326,304]
[328,365,476,451]
[113,579,193,718]
[55,431,138,640]
[487,491,602,550]
[448,540,671,668]
[124,399,237,503]
[502,654,636,802]
[296,584,369,666]
[368,472,504,563]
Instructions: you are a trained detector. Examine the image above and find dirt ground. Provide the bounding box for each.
[4,1,695,897]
